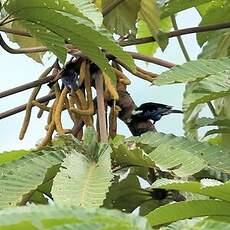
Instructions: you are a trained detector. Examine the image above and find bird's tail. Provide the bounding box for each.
[170,109,183,114]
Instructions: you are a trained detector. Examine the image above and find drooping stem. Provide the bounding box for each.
[171,15,190,62]
[207,101,217,117]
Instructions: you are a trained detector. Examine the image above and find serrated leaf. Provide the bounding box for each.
[134,132,230,174]
[149,144,206,177]
[0,205,152,230]
[183,97,204,138]
[197,1,230,47]
[204,128,230,138]
[103,175,150,213]
[82,127,99,159]
[147,200,230,226]
[195,117,230,128]
[69,0,103,28]
[0,149,29,165]
[159,0,213,19]
[112,144,155,168]
[52,144,112,207]
[161,218,230,230]
[5,0,135,82]
[183,70,230,111]
[139,0,160,40]
[136,17,171,56]
[136,20,158,56]
[199,30,230,59]
[0,146,66,208]
[154,58,230,85]
[21,20,66,63]
[152,179,230,202]
[102,0,140,36]
[5,21,45,63]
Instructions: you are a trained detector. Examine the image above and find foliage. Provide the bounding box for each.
[0,0,230,229]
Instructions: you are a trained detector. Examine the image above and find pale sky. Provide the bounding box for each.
[0,9,202,151]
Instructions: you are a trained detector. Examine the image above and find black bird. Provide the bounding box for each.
[131,102,183,123]
[61,62,79,91]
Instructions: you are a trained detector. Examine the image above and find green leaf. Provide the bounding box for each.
[52,144,112,207]
[112,144,155,168]
[197,1,230,47]
[149,144,207,177]
[136,17,171,56]
[199,30,230,59]
[159,0,214,19]
[183,70,230,111]
[146,200,230,226]
[82,127,99,158]
[161,218,230,230]
[195,117,230,128]
[103,175,150,213]
[204,128,230,138]
[134,132,230,174]
[0,205,152,230]
[29,164,61,204]
[154,58,230,85]
[69,0,103,28]
[20,20,67,63]
[139,199,167,216]
[0,146,67,208]
[0,149,29,165]
[5,0,135,82]
[5,21,46,63]
[139,0,160,40]
[152,178,230,202]
[183,99,204,139]
[136,19,159,56]
[102,0,140,36]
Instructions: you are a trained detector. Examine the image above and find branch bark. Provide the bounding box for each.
[120,22,230,46]
[0,93,55,119]
[0,34,48,54]
[0,74,55,98]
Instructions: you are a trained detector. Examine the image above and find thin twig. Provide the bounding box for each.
[0,14,11,26]
[171,15,190,62]
[207,101,217,117]
[120,22,230,46]
[0,17,19,26]
[127,51,176,68]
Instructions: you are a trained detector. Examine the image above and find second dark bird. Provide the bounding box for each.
[131,102,183,123]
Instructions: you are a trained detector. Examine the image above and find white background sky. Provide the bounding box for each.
[0,9,203,151]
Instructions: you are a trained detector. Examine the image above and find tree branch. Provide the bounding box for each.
[127,51,176,68]
[0,93,55,119]
[0,74,56,98]
[120,22,230,46]
[0,26,31,37]
[0,34,48,53]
